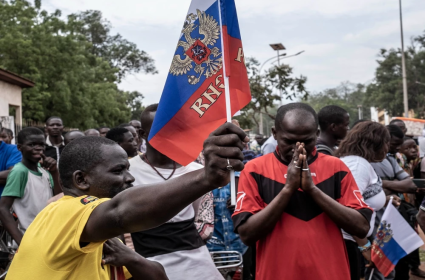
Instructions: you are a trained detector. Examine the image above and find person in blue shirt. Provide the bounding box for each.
[0,137,22,195]
[208,171,253,280]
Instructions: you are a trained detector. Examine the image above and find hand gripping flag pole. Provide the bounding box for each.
[218,0,236,206]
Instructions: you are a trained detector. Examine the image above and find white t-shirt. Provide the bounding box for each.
[129,156,223,280]
[2,163,54,230]
[340,156,386,242]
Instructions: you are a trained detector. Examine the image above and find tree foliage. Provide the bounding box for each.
[235,57,308,130]
[306,82,370,127]
[0,0,155,129]
[366,32,425,118]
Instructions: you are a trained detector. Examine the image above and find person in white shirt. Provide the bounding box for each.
[129,104,223,280]
[336,121,399,280]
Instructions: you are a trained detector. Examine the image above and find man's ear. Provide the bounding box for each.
[316,129,320,137]
[271,126,277,140]
[72,170,90,191]
[330,123,337,132]
[17,144,22,152]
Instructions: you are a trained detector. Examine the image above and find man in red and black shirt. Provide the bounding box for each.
[232,103,372,280]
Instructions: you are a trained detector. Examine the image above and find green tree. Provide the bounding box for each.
[235,57,308,130]
[307,82,370,127]
[366,32,425,118]
[0,0,155,129]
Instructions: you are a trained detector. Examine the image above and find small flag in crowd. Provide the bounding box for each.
[371,198,424,277]
[148,0,251,165]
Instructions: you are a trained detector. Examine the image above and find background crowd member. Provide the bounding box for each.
[395,137,425,279]
[6,122,247,279]
[316,105,350,155]
[336,121,390,280]
[0,128,61,246]
[368,125,417,280]
[129,120,145,153]
[64,130,85,146]
[0,130,22,195]
[98,127,110,137]
[129,104,222,280]
[233,103,371,280]
[85,128,100,137]
[44,116,65,163]
[106,128,138,158]
[207,119,250,280]
[390,119,408,136]
[260,135,277,155]
[119,123,140,152]
[0,127,13,144]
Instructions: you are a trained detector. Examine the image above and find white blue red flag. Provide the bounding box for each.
[148,0,251,165]
[371,199,424,277]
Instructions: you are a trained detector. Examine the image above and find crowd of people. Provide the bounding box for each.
[1,102,425,280]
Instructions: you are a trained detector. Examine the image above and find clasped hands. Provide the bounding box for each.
[286,142,316,193]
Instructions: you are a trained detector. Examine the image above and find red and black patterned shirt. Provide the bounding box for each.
[232,150,372,280]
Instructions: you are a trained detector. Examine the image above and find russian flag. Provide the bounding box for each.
[371,199,424,277]
[148,0,251,165]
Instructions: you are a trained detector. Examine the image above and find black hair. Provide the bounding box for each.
[386,125,404,139]
[106,128,130,144]
[275,103,318,131]
[59,136,117,188]
[389,119,405,126]
[17,127,44,144]
[317,105,348,131]
[0,128,13,137]
[118,123,132,128]
[352,119,367,129]
[64,130,85,139]
[140,104,159,123]
[45,116,63,124]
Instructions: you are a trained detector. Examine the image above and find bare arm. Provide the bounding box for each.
[300,150,369,238]
[306,187,369,237]
[40,155,62,195]
[382,178,416,194]
[102,239,168,280]
[0,196,23,245]
[81,123,248,243]
[238,187,296,246]
[418,209,425,233]
[0,167,13,185]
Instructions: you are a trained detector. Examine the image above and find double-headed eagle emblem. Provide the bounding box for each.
[170,9,222,85]
[374,220,394,248]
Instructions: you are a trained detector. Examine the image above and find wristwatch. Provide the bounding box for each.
[358,240,371,252]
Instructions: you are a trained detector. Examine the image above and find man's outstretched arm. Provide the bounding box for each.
[81,123,248,243]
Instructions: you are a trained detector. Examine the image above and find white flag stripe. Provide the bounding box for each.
[187,0,217,18]
[178,0,217,40]
[381,202,424,255]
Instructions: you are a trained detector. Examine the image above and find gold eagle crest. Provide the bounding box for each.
[170,9,222,85]
[374,220,394,248]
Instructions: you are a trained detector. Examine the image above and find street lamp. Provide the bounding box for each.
[270,50,305,65]
[259,53,287,74]
[399,0,409,118]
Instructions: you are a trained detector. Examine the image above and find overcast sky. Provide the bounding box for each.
[43,0,425,105]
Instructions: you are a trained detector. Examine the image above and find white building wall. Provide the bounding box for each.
[0,80,22,126]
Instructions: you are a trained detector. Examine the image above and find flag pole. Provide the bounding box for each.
[217,0,237,206]
[368,269,374,280]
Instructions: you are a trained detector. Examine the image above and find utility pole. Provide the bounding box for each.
[270,43,286,106]
[399,0,409,117]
